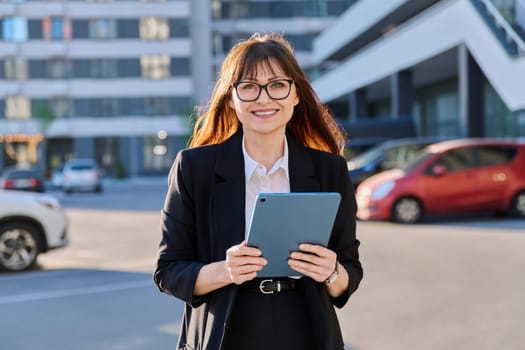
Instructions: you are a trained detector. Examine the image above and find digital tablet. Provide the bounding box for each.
[246,192,341,277]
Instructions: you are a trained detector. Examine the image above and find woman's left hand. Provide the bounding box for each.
[288,243,337,283]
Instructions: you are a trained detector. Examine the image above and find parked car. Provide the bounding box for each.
[62,158,103,193]
[0,190,68,271]
[0,167,45,192]
[347,137,446,188]
[356,138,525,223]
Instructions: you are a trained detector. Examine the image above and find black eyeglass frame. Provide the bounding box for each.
[232,79,294,102]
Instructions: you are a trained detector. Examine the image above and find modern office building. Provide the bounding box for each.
[0,0,204,177]
[210,0,357,75]
[1,0,356,177]
[312,0,525,146]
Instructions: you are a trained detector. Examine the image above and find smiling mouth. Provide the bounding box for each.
[253,110,277,117]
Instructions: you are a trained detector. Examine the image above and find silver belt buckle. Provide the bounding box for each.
[259,279,274,294]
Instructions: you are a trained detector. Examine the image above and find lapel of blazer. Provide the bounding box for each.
[210,130,246,260]
[208,131,322,260]
[287,134,321,192]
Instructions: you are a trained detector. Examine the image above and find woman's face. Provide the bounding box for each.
[229,59,299,140]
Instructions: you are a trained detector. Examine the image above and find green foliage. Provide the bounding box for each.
[116,161,127,179]
[33,101,55,131]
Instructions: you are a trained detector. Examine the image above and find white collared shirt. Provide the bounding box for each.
[243,136,290,238]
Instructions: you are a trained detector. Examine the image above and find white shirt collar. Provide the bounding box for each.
[243,136,289,181]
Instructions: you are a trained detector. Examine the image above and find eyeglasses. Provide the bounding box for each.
[233,79,294,102]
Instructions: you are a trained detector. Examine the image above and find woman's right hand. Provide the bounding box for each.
[226,241,267,285]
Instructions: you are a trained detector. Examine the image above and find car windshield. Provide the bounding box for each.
[402,150,434,173]
[348,146,384,168]
[70,164,95,171]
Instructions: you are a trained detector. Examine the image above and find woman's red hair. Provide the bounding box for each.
[190,33,345,155]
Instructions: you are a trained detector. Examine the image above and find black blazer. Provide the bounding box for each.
[154,130,363,350]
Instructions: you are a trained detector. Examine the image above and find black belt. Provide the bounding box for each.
[240,278,298,294]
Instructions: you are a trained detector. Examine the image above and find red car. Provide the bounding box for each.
[356,139,525,223]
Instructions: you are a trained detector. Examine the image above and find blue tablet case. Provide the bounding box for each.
[246,192,341,277]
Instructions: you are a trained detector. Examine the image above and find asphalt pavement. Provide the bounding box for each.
[1,178,524,350]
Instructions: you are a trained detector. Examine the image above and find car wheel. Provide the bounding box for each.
[0,222,42,272]
[511,190,525,217]
[392,197,422,224]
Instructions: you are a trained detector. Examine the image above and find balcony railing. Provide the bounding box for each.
[471,0,525,56]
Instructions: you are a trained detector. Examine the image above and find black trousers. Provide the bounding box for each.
[223,278,316,350]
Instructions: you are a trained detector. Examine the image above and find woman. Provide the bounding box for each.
[154,33,363,350]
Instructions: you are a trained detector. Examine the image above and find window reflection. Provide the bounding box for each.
[143,133,171,171]
[47,57,71,79]
[2,17,28,42]
[89,19,117,39]
[43,17,71,41]
[140,17,169,40]
[6,96,31,120]
[4,56,28,80]
[141,55,170,79]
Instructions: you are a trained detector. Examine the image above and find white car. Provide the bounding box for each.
[62,158,103,193]
[0,190,69,272]
[50,164,64,189]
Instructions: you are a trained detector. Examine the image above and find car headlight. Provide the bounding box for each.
[370,181,395,200]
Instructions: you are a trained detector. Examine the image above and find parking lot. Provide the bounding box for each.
[1,178,524,350]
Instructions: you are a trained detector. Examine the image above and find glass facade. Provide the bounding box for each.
[140,17,170,40]
[211,1,355,19]
[143,133,172,171]
[211,0,354,57]
[5,96,31,120]
[4,56,28,80]
[484,82,519,137]
[141,55,171,79]
[42,17,72,41]
[2,17,28,42]
[3,57,189,79]
[89,19,118,39]
[414,81,460,138]
[1,0,358,176]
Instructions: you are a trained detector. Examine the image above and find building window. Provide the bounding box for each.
[169,19,189,37]
[47,58,71,79]
[89,18,117,39]
[228,2,249,18]
[285,34,315,51]
[95,137,121,177]
[43,17,72,41]
[2,17,28,42]
[170,57,190,76]
[211,0,222,20]
[92,98,119,117]
[144,97,170,116]
[484,82,517,137]
[140,17,169,40]
[270,2,294,17]
[143,132,171,171]
[141,55,170,79]
[117,19,139,38]
[91,59,118,78]
[4,56,28,80]
[6,96,31,120]
[51,97,73,119]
